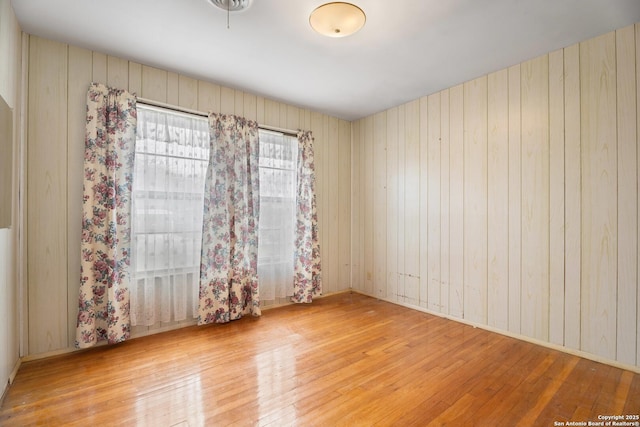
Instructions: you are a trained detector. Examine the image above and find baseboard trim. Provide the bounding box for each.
[21,289,354,363]
[351,289,640,374]
[0,358,21,407]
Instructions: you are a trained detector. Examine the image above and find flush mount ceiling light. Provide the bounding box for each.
[207,0,252,12]
[309,2,366,38]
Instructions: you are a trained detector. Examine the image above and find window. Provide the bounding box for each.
[130,105,209,326]
[257,130,298,301]
[130,105,298,326]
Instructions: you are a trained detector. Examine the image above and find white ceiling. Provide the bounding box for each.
[11,0,640,121]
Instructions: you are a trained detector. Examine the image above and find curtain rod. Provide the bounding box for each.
[136,97,299,137]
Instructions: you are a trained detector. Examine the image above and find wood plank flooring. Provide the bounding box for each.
[1,292,639,426]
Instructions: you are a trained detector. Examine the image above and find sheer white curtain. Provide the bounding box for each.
[130,105,209,326]
[257,130,298,302]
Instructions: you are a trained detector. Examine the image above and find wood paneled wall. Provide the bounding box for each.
[352,24,640,369]
[26,35,351,356]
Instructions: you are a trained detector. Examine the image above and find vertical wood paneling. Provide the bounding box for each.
[302,109,312,131]
[636,23,640,367]
[508,64,522,334]
[264,99,280,127]
[521,54,550,341]
[440,90,451,315]
[197,81,220,113]
[418,96,429,309]
[564,44,581,350]
[449,84,464,318]
[128,62,142,95]
[404,100,420,306]
[549,49,565,346]
[321,115,330,292]
[286,105,299,130]
[243,92,257,121]
[91,52,106,84]
[372,112,387,298]
[463,76,488,324]
[427,94,441,311]
[386,108,399,301]
[256,96,265,123]
[310,111,325,287]
[141,65,167,102]
[616,25,637,366]
[28,37,69,353]
[220,86,234,114]
[363,115,374,295]
[487,69,509,330]
[178,75,198,110]
[280,104,288,130]
[351,119,362,290]
[166,72,179,106]
[338,120,351,290]
[234,90,244,117]
[327,117,340,294]
[580,32,617,360]
[106,56,128,89]
[397,104,406,302]
[66,46,92,346]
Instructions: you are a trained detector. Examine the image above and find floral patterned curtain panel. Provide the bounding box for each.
[198,113,261,324]
[76,83,137,348]
[292,130,322,303]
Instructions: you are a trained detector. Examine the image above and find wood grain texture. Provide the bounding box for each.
[351,119,362,291]
[520,54,550,342]
[91,52,106,85]
[372,112,387,299]
[167,72,179,106]
[487,69,509,331]
[636,23,640,368]
[508,64,522,335]
[449,84,464,319]
[580,32,618,361]
[2,293,638,426]
[463,76,488,325]
[397,104,406,303]
[178,75,198,110]
[616,24,637,366]
[363,115,374,296]
[386,108,399,302]
[27,37,69,354]
[327,116,340,295]
[66,45,93,348]
[141,65,167,102]
[404,100,421,306]
[439,90,451,316]
[427,93,441,312]
[548,48,565,346]
[106,56,128,89]
[564,43,582,351]
[338,120,351,291]
[419,96,429,310]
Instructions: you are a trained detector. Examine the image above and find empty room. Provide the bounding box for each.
[1,0,640,425]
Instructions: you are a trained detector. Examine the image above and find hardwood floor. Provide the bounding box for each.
[1,292,638,426]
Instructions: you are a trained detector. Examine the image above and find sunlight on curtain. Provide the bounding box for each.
[257,130,298,302]
[131,105,209,326]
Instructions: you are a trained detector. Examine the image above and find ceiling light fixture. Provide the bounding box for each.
[207,0,252,12]
[309,2,366,38]
[207,0,252,29]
